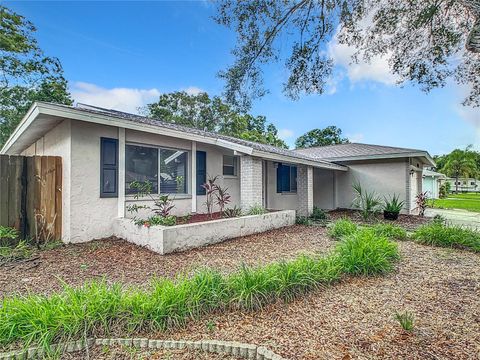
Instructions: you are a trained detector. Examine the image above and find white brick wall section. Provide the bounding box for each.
[297,165,313,217]
[240,156,263,210]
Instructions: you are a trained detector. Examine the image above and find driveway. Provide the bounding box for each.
[425,208,480,229]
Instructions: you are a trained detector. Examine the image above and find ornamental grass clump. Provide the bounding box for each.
[0,232,400,351]
[371,223,407,240]
[412,222,480,252]
[336,228,400,276]
[328,218,358,240]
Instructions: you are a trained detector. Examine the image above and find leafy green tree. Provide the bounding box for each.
[215,1,480,110]
[0,5,72,146]
[145,91,287,148]
[442,147,478,193]
[295,126,349,149]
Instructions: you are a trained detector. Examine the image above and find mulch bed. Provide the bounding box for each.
[177,212,223,224]
[327,209,431,231]
[2,223,479,359]
[0,225,332,297]
[149,241,480,360]
[62,345,241,360]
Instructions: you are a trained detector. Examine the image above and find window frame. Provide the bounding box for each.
[276,163,297,194]
[222,155,238,177]
[125,142,189,196]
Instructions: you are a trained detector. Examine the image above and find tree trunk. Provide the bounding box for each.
[455,175,459,193]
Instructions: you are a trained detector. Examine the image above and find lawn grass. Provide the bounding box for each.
[0,227,399,351]
[428,192,480,212]
[412,221,480,252]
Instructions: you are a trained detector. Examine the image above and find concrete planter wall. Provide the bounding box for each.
[113,210,296,255]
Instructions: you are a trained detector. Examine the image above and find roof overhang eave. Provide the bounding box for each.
[251,149,348,171]
[1,102,255,156]
[322,152,436,167]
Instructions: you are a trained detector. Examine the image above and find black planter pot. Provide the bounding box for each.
[383,210,399,221]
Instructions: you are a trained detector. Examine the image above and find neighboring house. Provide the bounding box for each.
[0,102,435,243]
[422,169,446,199]
[445,177,479,193]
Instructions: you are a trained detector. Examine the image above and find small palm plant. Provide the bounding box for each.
[352,182,382,221]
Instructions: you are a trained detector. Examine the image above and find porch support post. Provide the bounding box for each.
[117,127,125,218]
[191,141,197,213]
[240,155,263,210]
[297,165,313,217]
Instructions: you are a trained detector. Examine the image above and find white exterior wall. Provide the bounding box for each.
[335,158,411,214]
[265,161,298,211]
[69,121,119,242]
[313,168,336,210]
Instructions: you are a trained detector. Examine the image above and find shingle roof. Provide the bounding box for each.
[72,103,336,166]
[294,143,431,161]
[423,169,446,178]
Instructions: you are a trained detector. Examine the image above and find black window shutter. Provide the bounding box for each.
[196,151,206,195]
[100,137,118,198]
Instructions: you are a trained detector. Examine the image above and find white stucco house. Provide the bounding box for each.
[422,169,446,199]
[445,177,479,193]
[1,102,435,244]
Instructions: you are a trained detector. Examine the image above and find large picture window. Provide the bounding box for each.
[160,149,188,194]
[125,144,188,195]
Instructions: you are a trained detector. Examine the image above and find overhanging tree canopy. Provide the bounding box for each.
[215,0,480,110]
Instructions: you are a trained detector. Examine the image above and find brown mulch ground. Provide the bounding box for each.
[151,241,480,360]
[328,209,430,231]
[2,219,480,359]
[62,345,241,360]
[0,225,332,297]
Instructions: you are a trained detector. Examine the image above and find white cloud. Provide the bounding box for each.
[278,128,294,139]
[70,82,161,113]
[183,86,205,96]
[328,37,398,86]
[346,133,365,143]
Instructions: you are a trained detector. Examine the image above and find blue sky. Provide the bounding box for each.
[6,1,479,155]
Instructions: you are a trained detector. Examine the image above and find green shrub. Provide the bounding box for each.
[328,218,357,240]
[0,240,32,264]
[412,222,480,252]
[295,216,312,225]
[371,223,407,240]
[394,311,415,331]
[0,233,399,350]
[223,206,242,218]
[0,226,19,247]
[247,204,267,215]
[336,228,400,276]
[310,206,328,221]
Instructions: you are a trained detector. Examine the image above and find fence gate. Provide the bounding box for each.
[0,155,62,241]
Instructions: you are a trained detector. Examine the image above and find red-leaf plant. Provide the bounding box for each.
[415,191,428,217]
[215,186,231,215]
[201,175,219,218]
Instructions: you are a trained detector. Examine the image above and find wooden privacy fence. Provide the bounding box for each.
[0,155,62,241]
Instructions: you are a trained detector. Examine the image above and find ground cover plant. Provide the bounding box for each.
[412,221,480,252]
[0,227,399,352]
[370,223,407,240]
[428,192,480,212]
[327,218,358,240]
